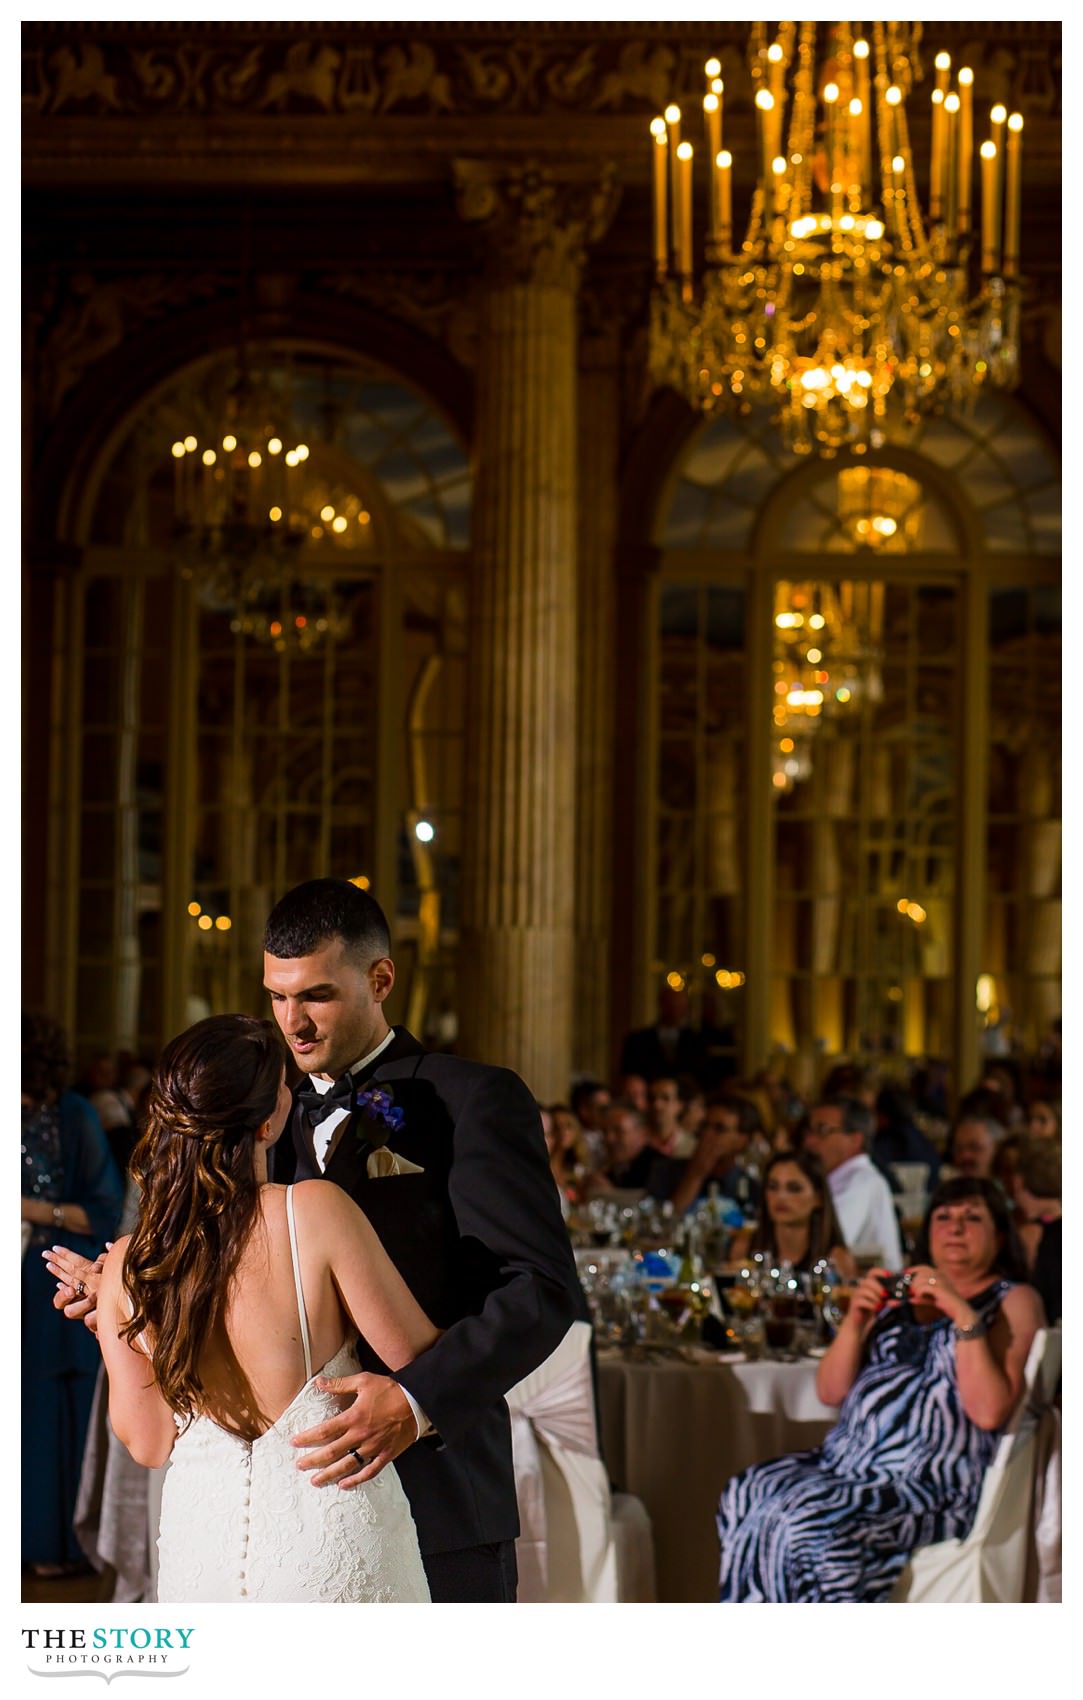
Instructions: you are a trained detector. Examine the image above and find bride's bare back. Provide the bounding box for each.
[97,1180,437,1466]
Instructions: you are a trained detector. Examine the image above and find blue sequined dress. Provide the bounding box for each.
[717,1281,1012,1602]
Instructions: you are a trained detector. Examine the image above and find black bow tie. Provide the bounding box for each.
[296,1073,358,1127]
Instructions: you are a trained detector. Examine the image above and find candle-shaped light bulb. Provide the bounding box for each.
[853,38,869,60]
[935,51,951,76]
[772,154,787,213]
[980,139,1000,273]
[931,87,946,221]
[957,68,974,239]
[756,87,776,184]
[704,94,722,237]
[767,42,783,63]
[651,122,669,274]
[704,58,721,80]
[1004,113,1023,278]
[676,140,694,289]
[718,148,733,252]
[990,104,1007,125]
[665,106,682,253]
[944,92,960,238]
[822,82,840,211]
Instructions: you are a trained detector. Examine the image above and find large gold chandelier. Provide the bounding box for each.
[648,22,1024,455]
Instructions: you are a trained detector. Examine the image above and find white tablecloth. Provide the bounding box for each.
[597,1350,836,1602]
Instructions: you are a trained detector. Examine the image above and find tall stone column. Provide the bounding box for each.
[454,161,616,1101]
[573,302,621,1084]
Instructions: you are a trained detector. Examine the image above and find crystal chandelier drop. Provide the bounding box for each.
[649,22,1024,455]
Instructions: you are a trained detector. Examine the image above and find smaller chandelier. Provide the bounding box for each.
[169,361,366,652]
[649,22,1024,455]
[771,578,884,792]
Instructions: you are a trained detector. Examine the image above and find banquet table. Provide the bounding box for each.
[596,1348,837,1603]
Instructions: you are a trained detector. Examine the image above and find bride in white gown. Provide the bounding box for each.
[94,1014,436,1603]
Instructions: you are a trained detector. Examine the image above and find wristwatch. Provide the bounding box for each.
[953,1314,989,1340]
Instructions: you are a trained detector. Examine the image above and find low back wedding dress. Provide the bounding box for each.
[155,1187,430,1602]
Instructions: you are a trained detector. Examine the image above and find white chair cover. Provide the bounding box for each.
[891,1325,1061,1603]
[506,1321,654,1602]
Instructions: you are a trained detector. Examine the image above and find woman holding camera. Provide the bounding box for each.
[716,1176,1043,1602]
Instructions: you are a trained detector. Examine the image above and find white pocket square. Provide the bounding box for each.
[367,1148,424,1178]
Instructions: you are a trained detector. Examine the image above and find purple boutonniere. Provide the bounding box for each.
[354,1083,406,1151]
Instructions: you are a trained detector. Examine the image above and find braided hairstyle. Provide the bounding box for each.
[123,1014,286,1422]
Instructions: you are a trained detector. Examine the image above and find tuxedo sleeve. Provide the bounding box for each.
[393,1064,582,1447]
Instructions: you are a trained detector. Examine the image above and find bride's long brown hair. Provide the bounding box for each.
[122,1014,286,1422]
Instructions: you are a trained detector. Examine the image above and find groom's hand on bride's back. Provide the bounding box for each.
[291,1372,418,1489]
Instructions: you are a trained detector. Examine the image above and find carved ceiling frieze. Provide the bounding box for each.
[22,25,1060,124]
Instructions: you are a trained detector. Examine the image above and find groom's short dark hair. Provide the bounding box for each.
[264,878,392,965]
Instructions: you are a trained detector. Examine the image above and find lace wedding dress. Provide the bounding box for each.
[155,1188,430,1602]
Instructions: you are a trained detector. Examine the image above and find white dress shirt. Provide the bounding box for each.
[305,1029,431,1441]
[306,1029,396,1171]
[827,1152,904,1268]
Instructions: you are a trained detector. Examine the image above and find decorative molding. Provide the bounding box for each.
[34,269,225,420]
[454,160,619,291]
[22,26,1060,122]
[318,270,480,370]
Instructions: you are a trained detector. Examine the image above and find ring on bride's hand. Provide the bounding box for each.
[349,1449,366,1473]
[74,1280,86,1297]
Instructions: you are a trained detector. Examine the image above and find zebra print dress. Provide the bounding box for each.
[717,1280,1012,1602]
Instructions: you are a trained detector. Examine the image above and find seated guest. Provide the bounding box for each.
[803,1095,904,1267]
[728,1149,855,1277]
[1026,1097,1061,1142]
[871,1082,942,1190]
[616,1073,648,1115]
[716,1176,1042,1601]
[570,1078,611,1169]
[668,1093,763,1218]
[586,1100,681,1198]
[990,1133,1026,1212]
[1015,1140,1061,1325]
[545,1102,588,1205]
[678,1074,706,1144]
[647,1074,696,1159]
[948,1113,1005,1180]
[820,1060,879,1112]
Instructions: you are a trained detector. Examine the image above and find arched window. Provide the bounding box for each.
[52,346,472,1060]
[650,396,1059,1089]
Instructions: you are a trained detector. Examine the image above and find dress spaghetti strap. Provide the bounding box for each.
[285,1185,313,1383]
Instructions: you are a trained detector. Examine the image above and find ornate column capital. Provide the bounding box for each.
[453,158,619,291]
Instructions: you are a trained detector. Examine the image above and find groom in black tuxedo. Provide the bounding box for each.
[263,876,583,1604]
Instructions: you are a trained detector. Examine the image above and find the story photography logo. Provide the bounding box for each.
[21,1622,194,1683]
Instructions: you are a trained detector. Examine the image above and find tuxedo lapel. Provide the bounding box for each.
[322,1026,428,1190]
